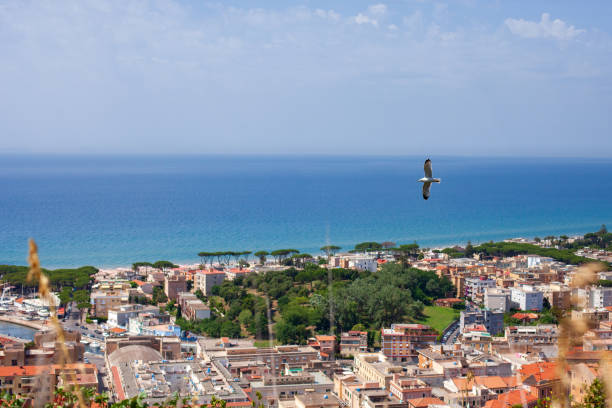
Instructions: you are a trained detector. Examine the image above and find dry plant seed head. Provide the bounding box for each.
[599,352,612,408]
[552,262,606,408]
[27,239,88,408]
[570,262,605,288]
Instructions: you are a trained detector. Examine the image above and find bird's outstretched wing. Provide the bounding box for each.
[424,159,433,178]
[423,182,431,200]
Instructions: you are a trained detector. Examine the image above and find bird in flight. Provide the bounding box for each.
[418,159,441,200]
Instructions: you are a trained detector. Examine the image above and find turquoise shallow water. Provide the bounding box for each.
[0,155,611,268]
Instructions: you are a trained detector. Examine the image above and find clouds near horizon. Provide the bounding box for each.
[0,0,611,157]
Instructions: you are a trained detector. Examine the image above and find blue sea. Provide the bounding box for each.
[0,155,611,268]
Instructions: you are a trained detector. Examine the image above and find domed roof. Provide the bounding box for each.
[107,344,163,366]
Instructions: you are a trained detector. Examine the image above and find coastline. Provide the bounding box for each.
[37,225,602,271]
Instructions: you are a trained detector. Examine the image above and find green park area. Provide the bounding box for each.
[417,305,459,334]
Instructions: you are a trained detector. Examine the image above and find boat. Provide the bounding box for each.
[81,339,91,345]
[90,342,100,350]
[37,309,50,318]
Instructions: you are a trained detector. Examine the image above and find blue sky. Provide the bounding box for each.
[1,0,611,156]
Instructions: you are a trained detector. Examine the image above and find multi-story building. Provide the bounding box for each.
[504,325,558,350]
[588,287,612,309]
[164,275,187,301]
[107,304,161,328]
[312,335,336,359]
[484,288,510,312]
[197,339,319,375]
[249,371,334,407]
[460,309,504,336]
[0,330,84,366]
[127,313,171,335]
[381,324,437,362]
[91,289,129,318]
[510,287,543,311]
[465,278,496,301]
[354,353,401,390]
[177,292,211,320]
[389,376,432,401]
[519,362,559,400]
[194,270,226,296]
[571,309,610,329]
[340,331,368,357]
[540,284,571,310]
[0,364,98,403]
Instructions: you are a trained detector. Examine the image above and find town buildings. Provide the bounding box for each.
[381,324,437,362]
[340,331,368,357]
[460,309,504,337]
[510,287,543,311]
[164,275,188,301]
[194,269,226,296]
[91,288,130,318]
[177,291,211,320]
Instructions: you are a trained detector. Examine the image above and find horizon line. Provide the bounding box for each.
[1,152,611,161]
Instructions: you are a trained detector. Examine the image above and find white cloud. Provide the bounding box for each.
[388,24,398,31]
[354,13,377,26]
[368,4,387,16]
[505,13,585,40]
[315,9,340,21]
[353,4,387,27]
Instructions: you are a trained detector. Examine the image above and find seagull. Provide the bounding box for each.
[418,158,441,200]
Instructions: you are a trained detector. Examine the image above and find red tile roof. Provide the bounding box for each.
[453,376,518,391]
[0,364,96,377]
[484,390,538,408]
[109,327,127,334]
[512,313,539,320]
[407,397,446,408]
[111,365,126,401]
[316,335,336,341]
[520,362,559,383]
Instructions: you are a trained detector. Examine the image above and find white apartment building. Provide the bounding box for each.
[464,278,496,301]
[588,287,612,309]
[484,288,510,312]
[510,287,543,311]
[349,257,378,273]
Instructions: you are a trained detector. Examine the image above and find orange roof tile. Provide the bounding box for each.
[316,335,336,341]
[408,397,446,408]
[111,366,126,401]
[484,390,537,408]
[0,363,96,377]
[109,327,127,333]
[520,362,559,383]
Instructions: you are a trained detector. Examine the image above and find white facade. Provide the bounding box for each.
[510,287,543,311]
[484,288,510,312]
[588,287,612,309]
[349,257,378,273]
[527,256,541,268]
[464,278,496,301]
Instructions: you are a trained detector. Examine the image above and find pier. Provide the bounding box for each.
[0,316,46,330]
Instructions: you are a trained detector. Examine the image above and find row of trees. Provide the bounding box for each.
[131,260,178,271]
[194,240,424,267]
[0,265,97,290]
[197,251,252,266]
[537,225,612,251]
